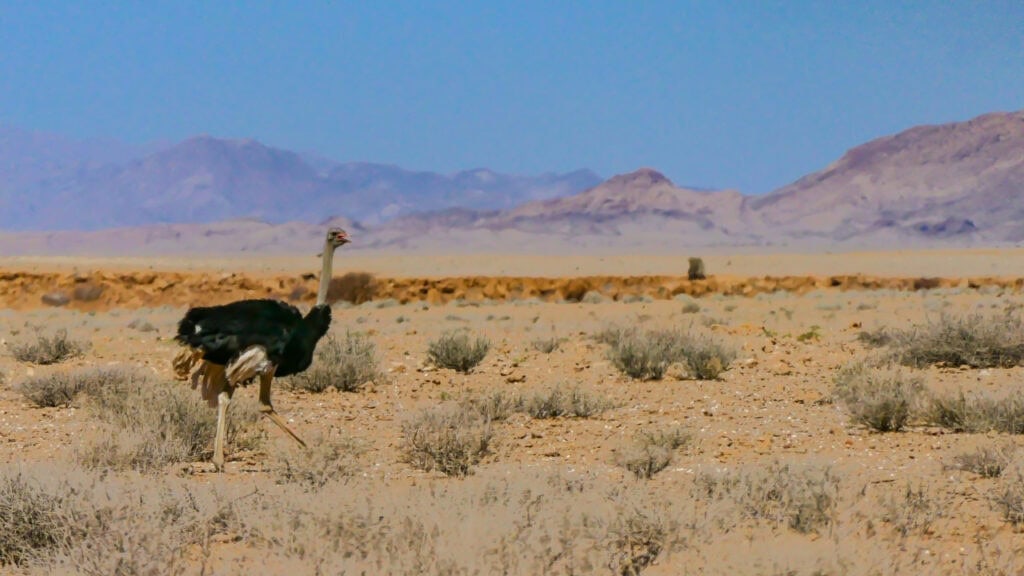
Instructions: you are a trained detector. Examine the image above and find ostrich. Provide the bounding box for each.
[172,227,350,470]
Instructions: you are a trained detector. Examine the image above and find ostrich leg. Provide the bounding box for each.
[258,369,308,448]
[212,386,234,471]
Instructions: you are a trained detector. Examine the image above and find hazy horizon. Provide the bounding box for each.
[2,2,1022,194]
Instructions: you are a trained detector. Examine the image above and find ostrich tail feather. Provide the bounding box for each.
[173,348,204,380]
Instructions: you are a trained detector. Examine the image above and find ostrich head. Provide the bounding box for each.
[327,227,350,248]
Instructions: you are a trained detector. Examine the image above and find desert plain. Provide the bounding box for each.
[2,248,1024,575]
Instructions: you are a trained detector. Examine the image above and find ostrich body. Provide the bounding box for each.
[172,227,349,470]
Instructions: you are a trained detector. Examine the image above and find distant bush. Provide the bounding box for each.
[688,257,706,280]
[402,404,493,477]
[427,330,490,373]
[289,332,380,393]
[9,330,84,365]
[327,272,377,305]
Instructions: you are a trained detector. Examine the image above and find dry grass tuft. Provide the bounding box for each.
[617,426,692,479]
[16,367,136,409]
[884,313,1024,368]
[530,336,563,354]
[273,433,365,491]
[952,443,1017,478]
[880,483,942,537]
[994,458,1024,525]
[0,473,78,567]
[9,330,85,365]
[427,330,490,373]
[402,404,493,476]
[696,462,839,534]
[288,332,380,393]
[833,362,925,432]
[521,385,614,419]
[328,272,377,305]
[607,510,673,576]
[79,373,262,472]
[925,390,1024,434]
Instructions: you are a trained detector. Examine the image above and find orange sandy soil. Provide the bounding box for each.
[1,251,1023,574]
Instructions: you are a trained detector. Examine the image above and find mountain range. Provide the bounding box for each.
[0,128,601,230]
[1,109,1022,254]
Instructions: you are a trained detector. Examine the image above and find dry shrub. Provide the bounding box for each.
[926,390,1024,434]
[994,458,1024,525]
[530,336,563,354]
[402,404,493,476]
[885,313,1024,368]
[952,443,1017,478]
[462,390,523,422]
[462,385,612,422]
[9,330,84,365]
[617,427,692,479]
[604,326,734,381]
[273,433,365,491]
[607,328,684,381]
[80,373,262,472]
[521,385,613,419]
[607,510,672,576]
[857,326,893,347]
[327,272,377,305]
[288,332,380,393]
[427,330,490,373]
[880,483,942,537]
[696,462,838,534]
[0,472,78,567]
[71,283,103,302]
[16,367,129,408]
[833,363,925,432]
[4,467,234,575]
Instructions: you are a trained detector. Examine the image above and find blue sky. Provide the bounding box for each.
[1,1,1021,193]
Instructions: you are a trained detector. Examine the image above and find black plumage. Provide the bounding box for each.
[175,299,332,377]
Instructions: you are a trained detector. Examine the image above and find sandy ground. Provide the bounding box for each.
[2,251,1024,574]
[3,246,1024,277]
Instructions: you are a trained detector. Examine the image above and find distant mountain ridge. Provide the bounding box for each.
[0,130,602,231]
[2,109,1023,254]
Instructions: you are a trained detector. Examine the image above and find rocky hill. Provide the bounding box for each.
[0,131,601,231]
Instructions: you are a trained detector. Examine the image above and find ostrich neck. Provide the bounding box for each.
[316,241,336,306]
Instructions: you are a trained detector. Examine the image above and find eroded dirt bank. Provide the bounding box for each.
[1,268,1021,311]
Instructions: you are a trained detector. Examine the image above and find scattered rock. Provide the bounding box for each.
[41,292,70,306]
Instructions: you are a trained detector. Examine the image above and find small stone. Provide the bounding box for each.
[41,292,70,306]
